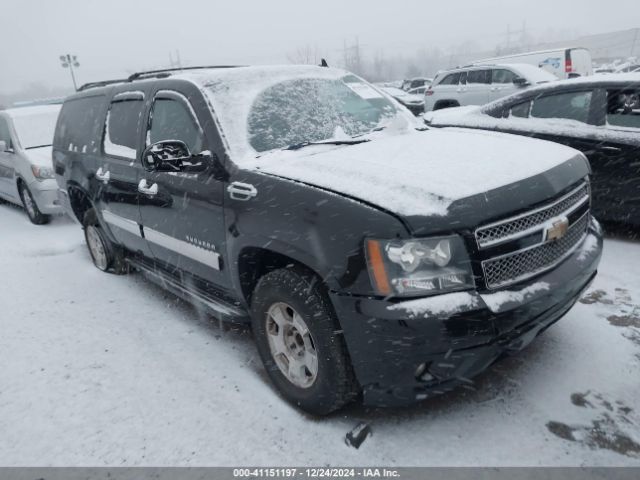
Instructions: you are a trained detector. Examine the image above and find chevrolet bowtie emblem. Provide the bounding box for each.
[545,216,569,242]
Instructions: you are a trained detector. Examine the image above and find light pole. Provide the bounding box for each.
[60,54,80,91]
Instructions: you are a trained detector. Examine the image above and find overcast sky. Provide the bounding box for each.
[1,0,637,93]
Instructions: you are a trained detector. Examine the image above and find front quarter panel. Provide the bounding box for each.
[225,169,409,298]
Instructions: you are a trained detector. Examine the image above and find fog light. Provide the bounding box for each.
[415,362,435,382]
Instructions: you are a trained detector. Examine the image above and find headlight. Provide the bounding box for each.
[31,165,55,180]
[366,236,475,297]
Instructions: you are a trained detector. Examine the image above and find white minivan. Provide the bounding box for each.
[424,63,556,112]
[472,47,593,79]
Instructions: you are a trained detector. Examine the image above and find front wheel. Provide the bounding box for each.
[19,183,50,225]
[250,267,358,415]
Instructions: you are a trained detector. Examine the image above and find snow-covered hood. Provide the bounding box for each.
[24,146,53,167]
[424,105,481,124]
[242,128,586,218]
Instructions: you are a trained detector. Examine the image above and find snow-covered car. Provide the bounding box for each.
[424,63,557,112]
[401,77,432,92]
[424,73,640,227]
[0,104,63,224]
[54,65,602,415]
[380,86,425,115]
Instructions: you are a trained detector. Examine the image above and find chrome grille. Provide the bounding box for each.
[475,183,589,249]
[482,213,589,290]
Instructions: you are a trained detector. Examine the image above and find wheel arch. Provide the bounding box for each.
[235,243,337,307]
[66,183,94,224]
[433,99,461,110]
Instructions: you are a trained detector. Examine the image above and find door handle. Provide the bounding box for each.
[96,167,110,184]
[227,182,257,201]
[138,179,158,196]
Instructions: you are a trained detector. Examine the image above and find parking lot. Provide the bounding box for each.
[0,203,639,466]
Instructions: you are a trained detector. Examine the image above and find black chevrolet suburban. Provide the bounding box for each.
[54,65,603,414]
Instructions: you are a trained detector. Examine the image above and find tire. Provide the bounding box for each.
[250,267,358,415]
[18,183,50,225]
[83,210,129,274]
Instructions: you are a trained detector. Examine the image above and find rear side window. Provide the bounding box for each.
[467,70,491,84]
[531,91,593,124]
[439,73,461,85]
[510,101,532,118]
[103,97,144,159]
[492,69,517,84]
[55,96,104,153]
[606,89,640,130]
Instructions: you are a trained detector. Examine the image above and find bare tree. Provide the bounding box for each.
[286,45,322,65]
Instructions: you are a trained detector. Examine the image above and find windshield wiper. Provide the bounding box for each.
[284,138,370,151]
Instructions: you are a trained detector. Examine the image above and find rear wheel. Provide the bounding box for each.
[83,210,129,274]
[19,183,50,225]
[250,267,358,415]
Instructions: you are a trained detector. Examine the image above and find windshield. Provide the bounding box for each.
[11,106,61,149]
[247,76,398,152]
[200,68,412,159]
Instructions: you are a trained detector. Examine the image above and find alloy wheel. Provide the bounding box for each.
[266,302,319,389]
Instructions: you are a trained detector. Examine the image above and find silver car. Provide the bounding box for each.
[0,104,63,224]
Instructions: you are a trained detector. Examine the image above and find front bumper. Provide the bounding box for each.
[330,219,603,407]
[28,180,63,215]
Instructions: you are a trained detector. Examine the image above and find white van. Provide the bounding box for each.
[472,48,593,79]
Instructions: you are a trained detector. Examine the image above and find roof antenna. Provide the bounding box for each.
[320,58,329,67]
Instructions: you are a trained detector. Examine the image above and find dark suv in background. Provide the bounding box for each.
[54,65,602,414]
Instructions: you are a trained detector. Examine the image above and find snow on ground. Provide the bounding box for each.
[0,204,639,466]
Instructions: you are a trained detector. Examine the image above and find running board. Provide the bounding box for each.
[127,258,249,322]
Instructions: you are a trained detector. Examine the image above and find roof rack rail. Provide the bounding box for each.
[127,65,242,82]
[78,79,128,91]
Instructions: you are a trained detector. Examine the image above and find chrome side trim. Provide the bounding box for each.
[144,227,221,270]
[101,210,221,270]
[475,182,589,249]
[102,210,141,236]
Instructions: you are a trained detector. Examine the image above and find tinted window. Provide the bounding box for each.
[103,98,144,159]
[531,91,593,123]
[148,97,205,153]
[439,73,461,85]
[467,70,490,84]
[55,96,104,153]
[510,101,531,118]
[0,117,11,147]
[492,69,518,84]
[606,89,640,129]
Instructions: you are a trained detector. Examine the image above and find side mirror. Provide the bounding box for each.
[513,77,530,87]
[142,140,210,173]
